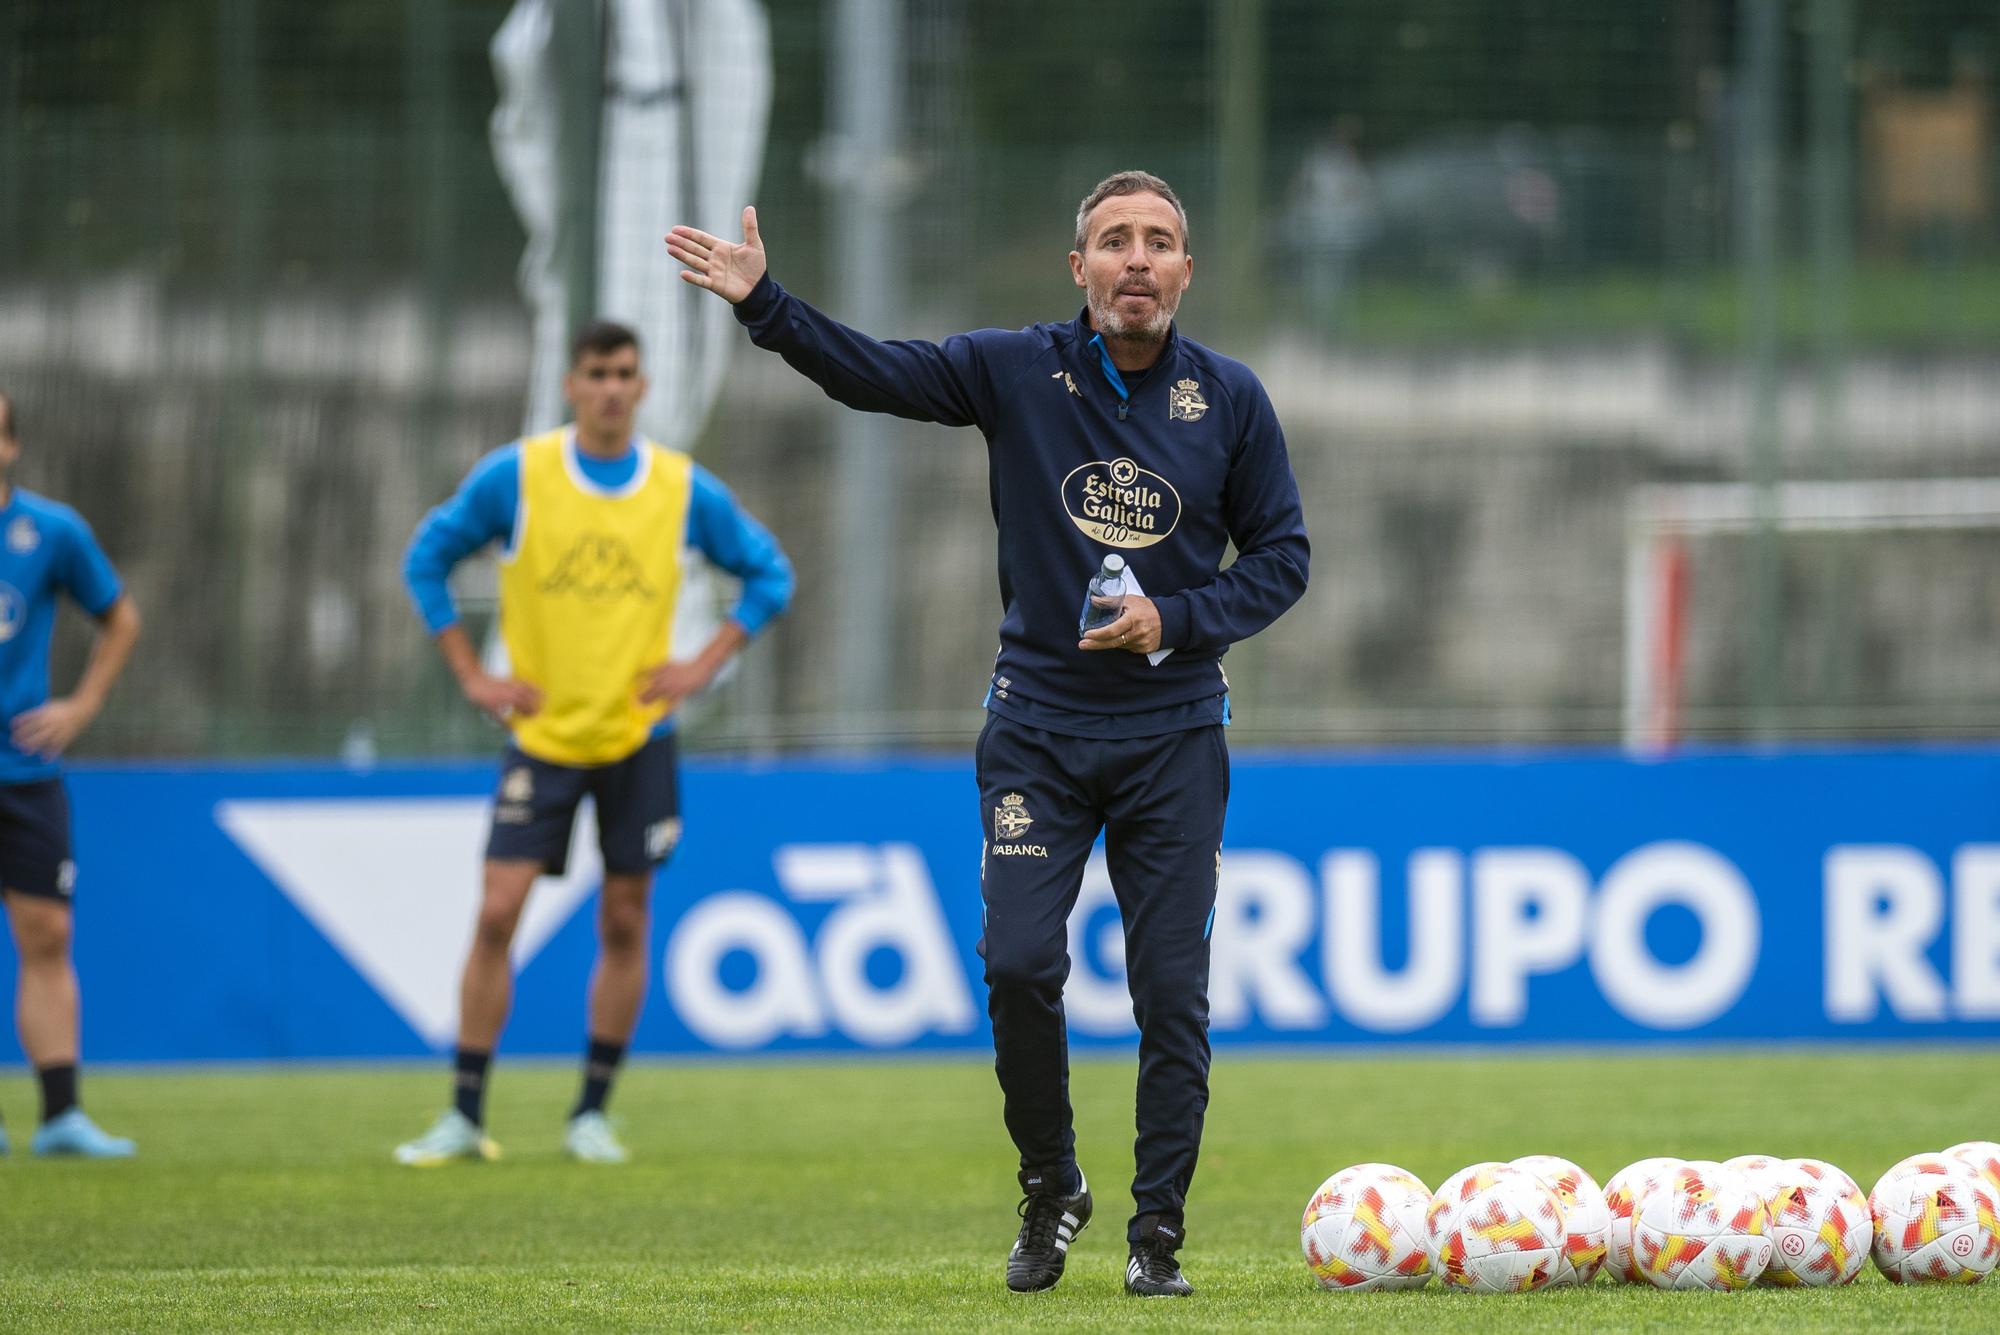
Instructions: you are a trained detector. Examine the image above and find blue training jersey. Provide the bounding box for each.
[0,489,124,783]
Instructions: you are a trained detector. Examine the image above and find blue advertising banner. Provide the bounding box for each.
[0,748,1995,1063]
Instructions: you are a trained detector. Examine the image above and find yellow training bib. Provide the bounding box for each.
[499,428,692,766]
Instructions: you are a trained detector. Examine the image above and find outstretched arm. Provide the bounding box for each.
[668,207,993,428]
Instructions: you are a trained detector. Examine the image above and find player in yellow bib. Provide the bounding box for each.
[395,321,792,1165]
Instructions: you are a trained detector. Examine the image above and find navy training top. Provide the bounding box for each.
[733,274,1309,738]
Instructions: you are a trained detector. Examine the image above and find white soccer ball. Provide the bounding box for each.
[1301,1163,1434,1292]
[1869,1154,2000,1284]
[1755,1158,1871,1287]
[1631,1160,1772,1290]
[1603,1156,1685,1283]
[1429,1165,1567,1293]
[1424,1161,1512,1258]
[1945,1141,2000,1200]
[1510,1154,1610,1286]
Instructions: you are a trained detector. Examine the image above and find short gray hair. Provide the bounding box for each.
[1073,171,1190,253]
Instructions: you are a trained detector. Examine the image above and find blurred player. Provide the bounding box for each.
[395,321,792,1166]
[670,173,1308,1295]
[0,391,143,1159]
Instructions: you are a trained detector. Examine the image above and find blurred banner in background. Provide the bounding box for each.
[3,0,2000,757]
[0,753,1994,1062]
[487,0,770,681]
[489,0,770,449]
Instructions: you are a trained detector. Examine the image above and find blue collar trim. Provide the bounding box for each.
[1086,333,1130,404]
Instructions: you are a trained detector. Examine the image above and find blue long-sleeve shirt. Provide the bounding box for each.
[403,440,793,640]
[733,274,1308,736]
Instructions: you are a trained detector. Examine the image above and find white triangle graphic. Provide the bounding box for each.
[215,796,602,1048]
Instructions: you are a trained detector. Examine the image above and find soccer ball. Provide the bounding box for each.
[1510,1154,1610,1286]
[1424,1161,1513,1258]
[1946,1141,2000,1199]
[1603,1156,1685,1283]
[1631,1160,1772,1290]
[1429,1165,1568,1293]
[1301,1163,1433,1291]
[1755,1159,1871,1287]
[1722,1156,1787,1234]
[1869,1155,2000,1284]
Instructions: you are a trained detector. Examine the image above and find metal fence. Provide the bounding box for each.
[4,0,1999,757]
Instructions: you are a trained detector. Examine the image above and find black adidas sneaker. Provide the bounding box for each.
[1124,1215,1193,1297]
[1005,1168,1092,1293]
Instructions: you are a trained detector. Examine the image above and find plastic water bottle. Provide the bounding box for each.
[1078,554,1129,636]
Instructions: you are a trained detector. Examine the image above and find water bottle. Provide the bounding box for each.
[1078,554,1129,636]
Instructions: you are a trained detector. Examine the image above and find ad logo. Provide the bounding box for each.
[1061,457,1181,548]
[665,843,977,1049]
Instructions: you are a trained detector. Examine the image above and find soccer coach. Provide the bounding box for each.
[669,171,1308,1298]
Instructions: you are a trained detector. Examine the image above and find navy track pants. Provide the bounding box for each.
[974,713,1228,1242]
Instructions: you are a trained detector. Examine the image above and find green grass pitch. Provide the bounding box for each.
[1,1048,1996,1331]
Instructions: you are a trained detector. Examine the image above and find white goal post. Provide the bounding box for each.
[1624,479,2000,752]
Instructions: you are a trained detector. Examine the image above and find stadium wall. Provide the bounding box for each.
[2,749,1997,1063]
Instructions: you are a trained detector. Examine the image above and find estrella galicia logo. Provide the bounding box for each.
[0,583,25,643]
[1060,457,1182,549]
[540,533,657,602]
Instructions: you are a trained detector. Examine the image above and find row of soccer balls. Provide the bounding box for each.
[1301,1141,2000,1293]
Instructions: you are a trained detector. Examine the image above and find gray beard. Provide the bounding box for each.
[1088,290,1177,342]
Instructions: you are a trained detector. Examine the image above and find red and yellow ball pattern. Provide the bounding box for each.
[1301,1163,1434,1292]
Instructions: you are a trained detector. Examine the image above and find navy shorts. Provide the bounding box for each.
[0,778,76,902]
[485,732,682,875]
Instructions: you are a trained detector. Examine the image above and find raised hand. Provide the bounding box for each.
[667,206,767,304]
